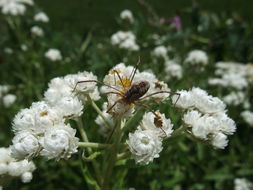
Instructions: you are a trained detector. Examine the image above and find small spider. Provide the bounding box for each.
[74,57,180,135]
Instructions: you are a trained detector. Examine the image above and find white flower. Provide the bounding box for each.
[183,110,201,127]
[44,77,73,105]
[31,26,44,37]
[153,46,167,59]
[0,85,9,98]
[191,87,226,114]
[4,47,13,54]
[126,129,163,164]
[53,96,83,119]
[172,90,194,109]
[120,9,134,23]
[140,112,173,138]
[21,44,28,51]
[241,110,253,127]
[211,132,228,149]
[185,50,208,65]
[21,172,33,183]
[11,131,40,160]
[234,178,253,190]
[12,101,63,134]
[111,31,139,51]
[8,159,35,177]
[165,60,183,80]
[3,94,16,107]
[1,0,26,16]
[45,49,62,61]
[34,12,49,22]
[223,91,246,106]
[40,124,79,160]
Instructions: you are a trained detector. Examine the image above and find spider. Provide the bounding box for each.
[74,57,180,134]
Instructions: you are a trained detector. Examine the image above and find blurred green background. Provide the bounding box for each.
[36,0,253,34]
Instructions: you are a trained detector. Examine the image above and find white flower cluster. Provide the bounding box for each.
[153,46,168,59]
[185,50,208,66]
[173,87,236,149]
[0,85,17,108]
[0,147,36,183]
[127,111,173,164]
[120,9,134,23]
[111,31,139,51]
[0,0,33,16]
[234,178,253,190]
[164,59,183,80]
[31,26,44,37]
[208,62,251,90]
[11,71,100,160]
[241,111,253,127]
[34,11,49,23]
[208,62,252,124]
[102,63,171,118]
[45,48,62,61]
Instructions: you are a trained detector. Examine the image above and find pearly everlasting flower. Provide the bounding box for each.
[120,9,134,23]
[177,87,236,149]
[39,124,79,160]
[12,101,63,134]
[8,159,35,176]
[2,94,16,107]
[153,46,167,59]
[0,147,36,183]
[45,49,62,61]
[11,131,40,160]
[223,91,246,106]
[1,0,26,16]
[126,129,163,164]
[0,85,9,98]
[34,12,49,22]
[164,60,183,80]
[172,90,194,109]
[192,87,226,114]
[21,44,28,51]
[185,50,208,65]
[44,77,73,105]
[111,31,139,51]
[241,110,253,127]
[209,62,250,90]
[53,96,83,119]
[211,132,228,149]
[21,171,33,183]
[31,26,44,37]
[234,178,253,190]
[140,112,173,138]
[4,48,13,54]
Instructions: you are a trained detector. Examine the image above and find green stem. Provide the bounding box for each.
[78,142,111,149]
[87,95,113,130]
[102,119,123,190]
[117,151,131,160]
[171,125,185,138]
[76,118,102,186]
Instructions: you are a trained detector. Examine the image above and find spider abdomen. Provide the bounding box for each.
[123,81,150,104]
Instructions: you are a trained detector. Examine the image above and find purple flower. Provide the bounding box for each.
[171,16,182,30]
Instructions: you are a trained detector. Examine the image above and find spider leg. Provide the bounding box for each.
[139,90,181,107]
[106,99,121,113]
[113,69,125,89]
[73,80,122,93]
[130,56,141,84]
[101,91,122,96]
